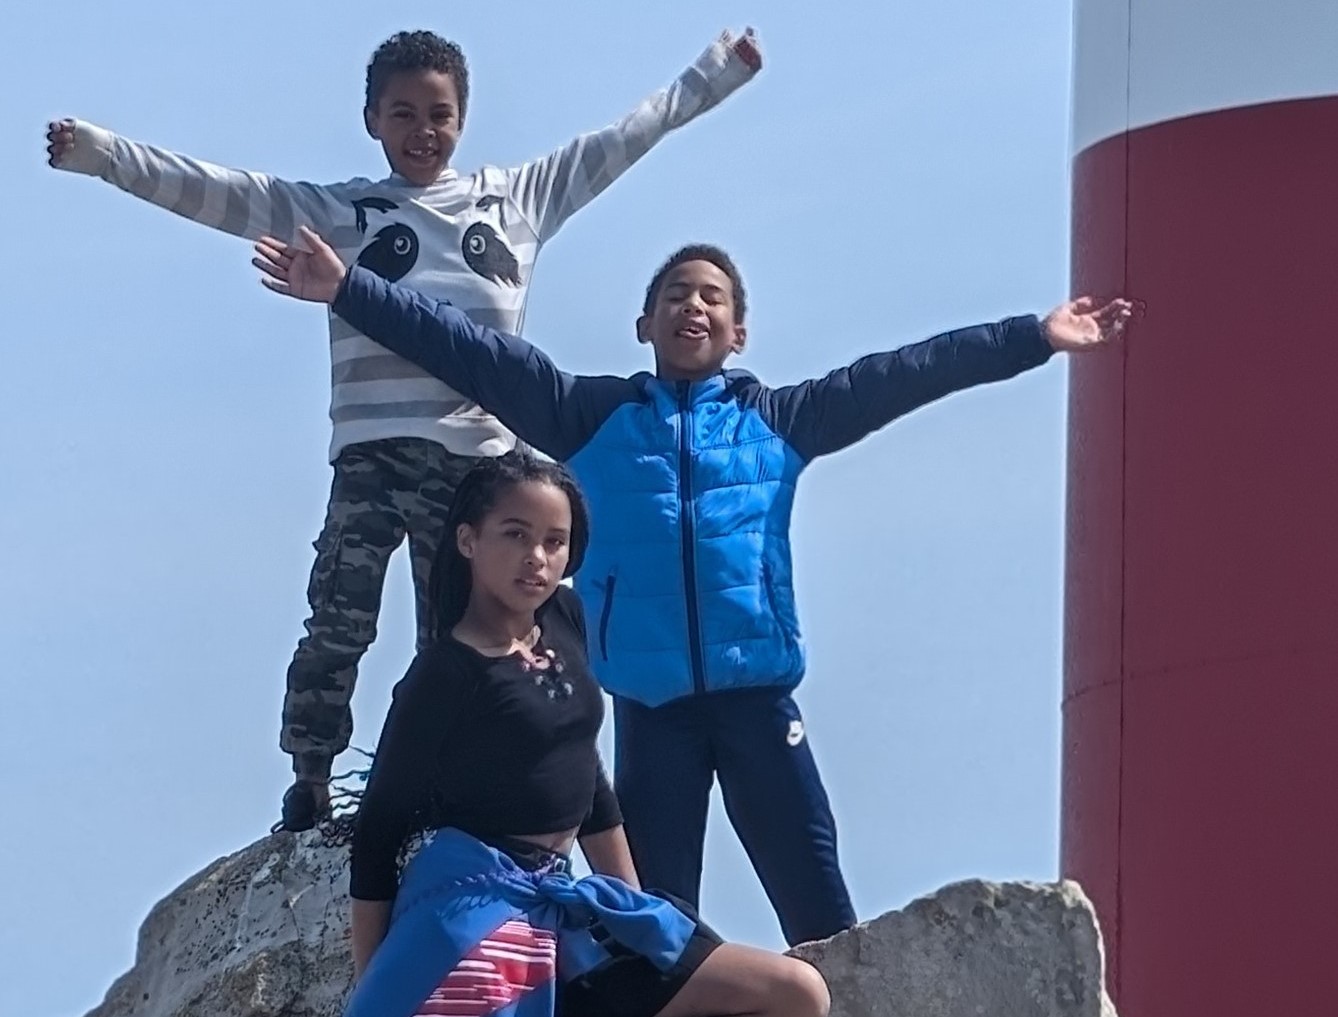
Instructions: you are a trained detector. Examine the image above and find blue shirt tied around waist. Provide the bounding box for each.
[346,828,695,1017]
[330,266,1054,708]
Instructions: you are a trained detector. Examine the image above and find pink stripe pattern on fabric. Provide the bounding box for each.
[415,919,558,1017]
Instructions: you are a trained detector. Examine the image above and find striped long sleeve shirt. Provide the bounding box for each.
[55,33,759,460]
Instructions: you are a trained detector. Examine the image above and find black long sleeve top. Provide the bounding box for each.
[349,587,621,901]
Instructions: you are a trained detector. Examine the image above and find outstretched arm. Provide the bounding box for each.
[766,299,1134,461]
[508,29,763,244]
[46,118,351,245]
[252,227,623,460]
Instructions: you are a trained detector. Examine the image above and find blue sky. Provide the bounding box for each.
[2,1,1078,1012]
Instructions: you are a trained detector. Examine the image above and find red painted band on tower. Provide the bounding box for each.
[1065,68,1338,1017]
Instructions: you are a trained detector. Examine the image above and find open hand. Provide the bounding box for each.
[730,27,763,71]
[253,226,347,304]
[1042,297,1136,352]
[46,118,76,167]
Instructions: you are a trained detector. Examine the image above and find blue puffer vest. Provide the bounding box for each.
[332,266,1054,708]
[568,375,805,705]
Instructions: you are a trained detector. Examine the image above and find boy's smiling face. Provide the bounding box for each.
[364,69,462,186]
[637,260,747,381]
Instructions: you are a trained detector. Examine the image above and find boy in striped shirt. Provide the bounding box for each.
[46,27,762,830]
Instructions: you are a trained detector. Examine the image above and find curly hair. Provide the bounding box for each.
[427,451,590,638]
[642,243,748,323]
[365,31,470,125]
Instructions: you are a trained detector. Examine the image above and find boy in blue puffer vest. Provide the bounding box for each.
[252,227,1132,946]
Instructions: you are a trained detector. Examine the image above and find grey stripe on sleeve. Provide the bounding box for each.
[222,178,254,236]
[328,222,366,250]
[332,355,435,384]
[331,399,467,423]
[174,165,207,221]
[127,153,164,204]
[268,184,296,244]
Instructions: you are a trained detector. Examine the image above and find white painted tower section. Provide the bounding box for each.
[1072,0,1338,155]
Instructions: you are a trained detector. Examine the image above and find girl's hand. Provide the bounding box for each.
[1042,296,1136,352]
[253,225,347,304]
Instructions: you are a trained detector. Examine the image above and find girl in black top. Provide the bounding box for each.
[347,451,828,1017]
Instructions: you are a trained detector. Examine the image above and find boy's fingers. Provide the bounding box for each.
[252,255,287,281]
[260,276,290,296]
[1095,299,1132,322]
[1097,307,1130,338]
[297,224,325,252]
[254,238,292,265]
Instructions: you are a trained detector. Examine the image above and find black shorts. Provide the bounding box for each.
[557,889,722,1017]
[488,836,723,1017]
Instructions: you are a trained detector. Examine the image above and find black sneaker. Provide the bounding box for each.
[274,780,329,833]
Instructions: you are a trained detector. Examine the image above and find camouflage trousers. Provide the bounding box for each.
[281,437,479,781]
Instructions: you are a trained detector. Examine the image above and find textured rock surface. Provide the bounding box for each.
[85,830,352,1017]
[791,880,1117,1017]
[85,831,1116,1017]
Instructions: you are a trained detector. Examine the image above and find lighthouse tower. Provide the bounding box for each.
[1064,2,1338,1014]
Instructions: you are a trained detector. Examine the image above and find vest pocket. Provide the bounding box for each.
[762,562,783,627]
[762,562,802,673]
[598,574,618,661]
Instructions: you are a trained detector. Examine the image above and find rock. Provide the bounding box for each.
[790,880,1117,1017]
[86,831,1116,1017]
[85,829,353,1017]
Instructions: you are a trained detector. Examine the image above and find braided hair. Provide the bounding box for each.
[427,451,590,640]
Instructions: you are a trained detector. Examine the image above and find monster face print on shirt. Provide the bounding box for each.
[462,195,521,287]
[461,222,520,286]
[348,194,520,289]
[351,197,420,283]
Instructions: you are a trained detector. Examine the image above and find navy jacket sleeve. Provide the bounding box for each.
[331,266,632,461]
[760,315,1054,462]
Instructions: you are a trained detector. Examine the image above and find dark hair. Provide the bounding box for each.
[365,31,470,125]
[642,244,748,323]
[427,451,590,638]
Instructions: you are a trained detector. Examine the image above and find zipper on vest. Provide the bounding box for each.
[677,382,707,696]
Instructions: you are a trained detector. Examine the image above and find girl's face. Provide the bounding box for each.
[457,480,573,616]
